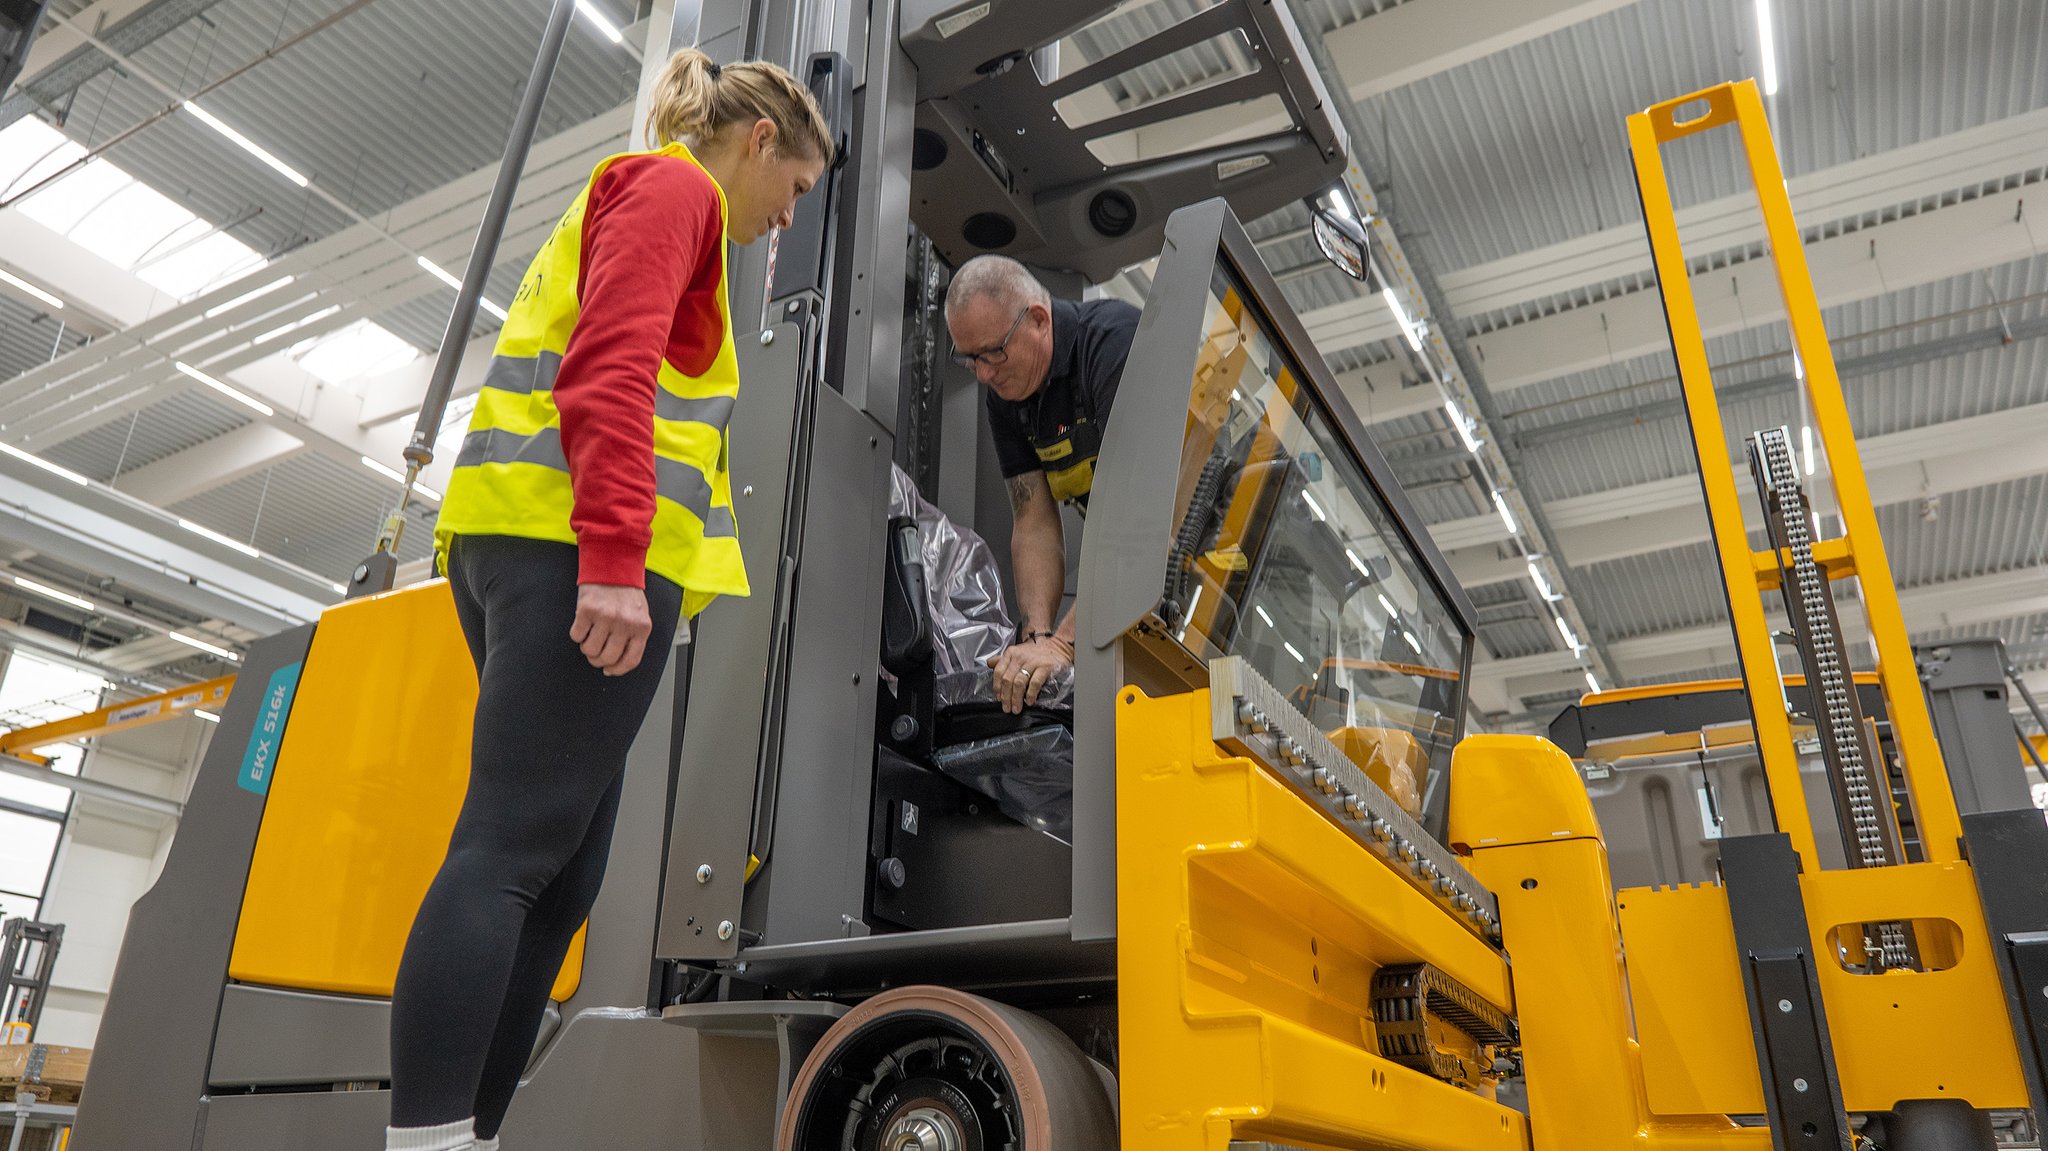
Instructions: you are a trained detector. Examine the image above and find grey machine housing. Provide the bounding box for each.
[70,0,1392,1147]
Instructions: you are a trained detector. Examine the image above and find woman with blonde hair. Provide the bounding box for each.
[385,48,831,1151]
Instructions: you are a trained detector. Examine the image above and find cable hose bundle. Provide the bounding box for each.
[1163,453,1234,627]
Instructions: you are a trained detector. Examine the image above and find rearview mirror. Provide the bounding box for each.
[1310,204,1373,284]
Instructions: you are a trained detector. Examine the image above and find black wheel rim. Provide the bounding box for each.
[793,1012,1023,1151]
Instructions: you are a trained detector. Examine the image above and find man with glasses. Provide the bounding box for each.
[943,255,1140,714]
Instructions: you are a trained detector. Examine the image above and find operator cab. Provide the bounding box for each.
[841,0,1407,936]
[832,0,1360,935]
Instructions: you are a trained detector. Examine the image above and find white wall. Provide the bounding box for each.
[31,716,208,1048]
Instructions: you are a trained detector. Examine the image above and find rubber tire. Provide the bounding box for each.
[777,984,1117,1150]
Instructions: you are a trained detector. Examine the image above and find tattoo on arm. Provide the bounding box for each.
[1007,473,1037,512]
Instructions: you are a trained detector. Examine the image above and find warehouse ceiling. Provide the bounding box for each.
[0,0,2042,731]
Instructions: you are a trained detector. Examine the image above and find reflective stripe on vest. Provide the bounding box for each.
[432,141,748,617]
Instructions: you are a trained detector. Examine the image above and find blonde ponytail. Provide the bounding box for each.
[645,48,835,164]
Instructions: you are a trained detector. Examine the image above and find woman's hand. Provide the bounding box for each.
[572,584,653,676]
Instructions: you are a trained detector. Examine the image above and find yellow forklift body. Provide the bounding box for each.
[228,582,586,1001]
[1115,685,1524,1151]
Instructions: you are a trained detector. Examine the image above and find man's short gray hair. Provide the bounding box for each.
[945,255,1050,320]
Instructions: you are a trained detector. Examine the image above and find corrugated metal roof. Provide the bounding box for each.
[38,388,253,483]
[0,295,84,381]
[1577,542,1729,640]
[1352,0,2048,274]
[38,0,636,320]
[1879,474,2048,588]
[168,449,434,579]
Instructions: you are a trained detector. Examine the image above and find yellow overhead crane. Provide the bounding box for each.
[70,41,2048,1151]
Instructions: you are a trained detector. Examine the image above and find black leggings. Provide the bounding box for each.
[388,534,682,1135]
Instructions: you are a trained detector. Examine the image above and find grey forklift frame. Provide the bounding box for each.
[72,0,1400,1144]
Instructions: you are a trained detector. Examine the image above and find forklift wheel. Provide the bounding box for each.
[778,984,1117,1151]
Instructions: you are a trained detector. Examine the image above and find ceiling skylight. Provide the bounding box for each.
[290,319,421,387]
[2,116,269,301]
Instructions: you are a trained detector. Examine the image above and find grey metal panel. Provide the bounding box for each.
[659,323,803,960]
[729,917,1113,993]
[1919,638,2034,816]
[1076,198,1230,651]
[903,0,1346,283]
[845,0,915,427]
[197,1012,749,1151]
[750,385,893,947]
[71,625,316,1151]
[209,985,390,1087]
[198,1089,391,1151]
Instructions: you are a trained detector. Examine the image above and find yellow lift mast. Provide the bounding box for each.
[1615,78,2048,1147]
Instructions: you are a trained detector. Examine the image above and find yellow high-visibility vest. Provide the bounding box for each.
[433,141,748,618]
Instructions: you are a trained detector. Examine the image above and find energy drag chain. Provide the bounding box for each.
[1371,963,1518,1085]
[1747,427,1913,970]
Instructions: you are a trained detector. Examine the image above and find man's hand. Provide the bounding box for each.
[988,635,1074,714]
[571,583,652,676]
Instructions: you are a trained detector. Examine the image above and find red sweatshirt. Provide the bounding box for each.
[552,152,726,587]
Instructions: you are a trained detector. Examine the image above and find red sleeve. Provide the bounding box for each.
[553,154,721,587]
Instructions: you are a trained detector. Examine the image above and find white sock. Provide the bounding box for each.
[385,1117,475,1151]
[477,1139,501,1151]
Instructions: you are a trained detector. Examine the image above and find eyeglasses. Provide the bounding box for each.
[949,307,1030,369]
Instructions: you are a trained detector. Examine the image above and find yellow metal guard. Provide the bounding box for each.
[1116,685,1525,1151]
[229,581,584,1000]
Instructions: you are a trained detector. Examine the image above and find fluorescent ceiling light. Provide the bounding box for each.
[169,631,240,662]
[1444,399,1480,453]
[1177,583,1204,641]
[1346,548,1370,577]
[1324,186,1354,222]
[174,361,274,416]
[204,275,294,318]
[0,268,62,309]
[417,255,463,291]
[1282,641,1305,664]
[183,101,310,187]
[12,576,93,612]
[177,518,261,559]
[253,304,342,345]
[361,455,441,502]
[1555,615,1582,651]
[1402,630,1421,655]
[1584,671,1601,694]
[1526,558,1558,601]
[1754,0,1780,96]
[1300,490,1326,522]
[1254,603,1274,628]
[1800,424,1815,477]
[417,256,510,323]
[0,441,90,486]
[193,708,221,723]
[1491,490,1518,536]
[1376,592,1397,618]
[330,582,348,596]
[1381,287,1425,354]
[575,0,625,43]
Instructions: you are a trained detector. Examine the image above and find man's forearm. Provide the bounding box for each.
[1011,522,1066,635]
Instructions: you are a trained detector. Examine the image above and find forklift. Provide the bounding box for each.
[70,0,2048,1140]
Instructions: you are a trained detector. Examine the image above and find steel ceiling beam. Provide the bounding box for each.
[0,0,231,132]
[1297,21,1620,706]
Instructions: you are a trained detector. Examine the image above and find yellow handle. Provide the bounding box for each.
[1641,80,1745,143]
